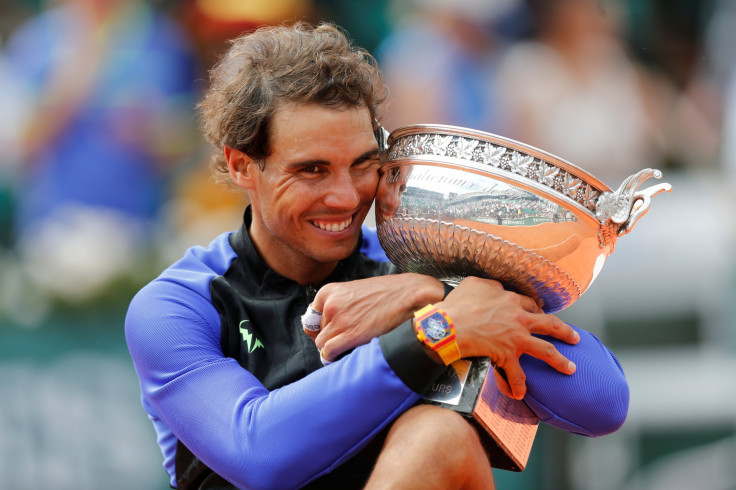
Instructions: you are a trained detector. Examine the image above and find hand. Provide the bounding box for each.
[437,277,579,400]
[306,274,445,362]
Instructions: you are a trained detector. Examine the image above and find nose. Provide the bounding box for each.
[323,171,361,209]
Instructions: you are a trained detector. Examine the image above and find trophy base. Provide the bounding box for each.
[420,358,539,472]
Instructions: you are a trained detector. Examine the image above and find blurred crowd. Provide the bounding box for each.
[0,0,731,324]
[1,1,735,489]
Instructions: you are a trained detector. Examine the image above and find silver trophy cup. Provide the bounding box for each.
[375,124,671,470]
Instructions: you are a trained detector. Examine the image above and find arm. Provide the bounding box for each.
[311,275,628,435]
[438,279,628,435]
[438,276,578,400]
[359,224,390,262]
[362,211,628,433]
[309,275,579,398]
[521,325,629,437]
[125,281,444,489]
[309,273,447,361]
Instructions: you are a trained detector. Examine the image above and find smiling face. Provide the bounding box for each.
[228,102,381,285]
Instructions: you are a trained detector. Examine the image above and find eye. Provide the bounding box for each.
[300,165,323,174]
[353,157,380,171]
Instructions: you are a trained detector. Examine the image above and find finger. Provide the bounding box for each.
[301,305,323,334]
[524,336,577,375]
[493,368,514,399]
[319,346,333,366]
[314,317,341,349]
[527,314,580,344]
[314,326,331,350]
[320,334,345,363]
[311,288,327,313]
[499,362,527,400]
[516,293,542,314]
[321,332,361,363]
[469,277,504,290]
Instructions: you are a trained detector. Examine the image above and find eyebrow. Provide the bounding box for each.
[353,148,381,164]
[285,148,381,169]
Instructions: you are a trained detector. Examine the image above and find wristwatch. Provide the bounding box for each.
[413,304,461,366]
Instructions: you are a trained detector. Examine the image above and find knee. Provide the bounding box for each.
[374,405,494,489]
[394,405,486,461]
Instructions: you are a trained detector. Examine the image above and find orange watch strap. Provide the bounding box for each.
[436,339,461,365]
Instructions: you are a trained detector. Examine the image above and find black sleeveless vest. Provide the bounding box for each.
[175,214,394,489]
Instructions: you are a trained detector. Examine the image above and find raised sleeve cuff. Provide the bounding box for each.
[379,319,446,395]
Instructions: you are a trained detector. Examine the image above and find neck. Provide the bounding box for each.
[248,218,340,288]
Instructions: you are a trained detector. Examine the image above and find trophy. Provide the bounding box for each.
[375,124,671,471]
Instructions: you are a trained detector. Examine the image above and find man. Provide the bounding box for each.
[126,22,628,489]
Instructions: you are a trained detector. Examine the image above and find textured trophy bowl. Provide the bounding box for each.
[375,124,671,313]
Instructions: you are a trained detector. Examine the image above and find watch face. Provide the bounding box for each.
[424,314,448,341]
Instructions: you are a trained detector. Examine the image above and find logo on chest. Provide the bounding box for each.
[239,320,264,353]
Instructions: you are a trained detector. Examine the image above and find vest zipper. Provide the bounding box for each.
[305,285,317,304]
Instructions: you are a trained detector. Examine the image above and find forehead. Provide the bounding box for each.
[269,102,376,160]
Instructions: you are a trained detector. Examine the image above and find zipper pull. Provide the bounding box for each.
[305,285,317,303]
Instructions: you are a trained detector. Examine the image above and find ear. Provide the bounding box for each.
[224,147,258,189]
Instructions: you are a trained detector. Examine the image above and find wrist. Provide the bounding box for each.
[407,274,447,310]
[412,304,462,366]
[409,319,443,364]
[379,320,447,393]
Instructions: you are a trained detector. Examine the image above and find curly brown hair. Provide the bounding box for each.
[197,21,388,178]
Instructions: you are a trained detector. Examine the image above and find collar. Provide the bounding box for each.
[229,206,364,290]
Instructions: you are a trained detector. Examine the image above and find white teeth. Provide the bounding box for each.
[314,216,352,232]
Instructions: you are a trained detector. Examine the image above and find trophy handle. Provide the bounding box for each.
[595,169,672,237]
[374,121,390,154]
[618,181,672,236]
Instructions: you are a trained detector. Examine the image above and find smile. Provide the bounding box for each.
[311,215,353,232]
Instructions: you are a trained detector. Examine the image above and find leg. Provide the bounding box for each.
[365,404,495,490]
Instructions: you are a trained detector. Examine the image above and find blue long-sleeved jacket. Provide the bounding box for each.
[126,214,628,489]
